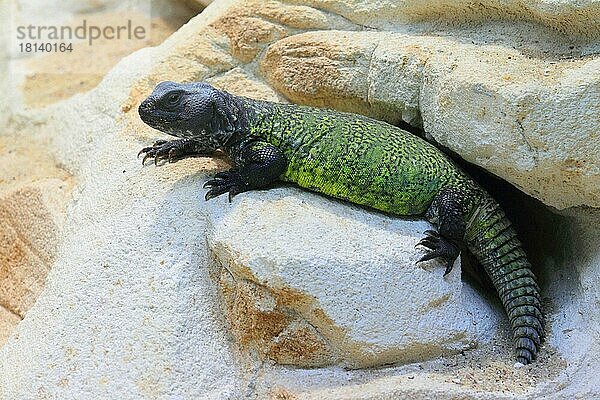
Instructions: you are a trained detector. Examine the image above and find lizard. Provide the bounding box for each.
[137,81,544,365]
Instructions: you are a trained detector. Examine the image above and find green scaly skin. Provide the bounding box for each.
[138,82,544,365]
[245,99,470,214]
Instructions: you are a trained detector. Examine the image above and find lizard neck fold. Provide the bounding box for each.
[221,95,278,156]
[208,91,247,148]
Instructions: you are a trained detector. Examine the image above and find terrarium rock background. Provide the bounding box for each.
[0,0,598,399]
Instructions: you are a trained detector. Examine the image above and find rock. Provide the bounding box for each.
[0,133,73,346]
[205,189,499,368]
[299,0,600,40]
[0,307,19,348]
[260,30,599,209]
[0,2,9,130]
[0,181,70,317]
[183,0,213,10]
[9,0,196,108]
[0,110,243,399]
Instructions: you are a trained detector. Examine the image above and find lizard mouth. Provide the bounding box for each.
[138,108,178,130]
[139,112,162,125]
[139,115,166,132]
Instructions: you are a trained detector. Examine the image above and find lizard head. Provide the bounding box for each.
[138,81,238,147]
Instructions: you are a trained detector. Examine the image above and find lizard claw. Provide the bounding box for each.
[138,139,190,166]
[423,230,440,238]
[138,140,168,158]
[203,170,249,202]
[415,229,460,276]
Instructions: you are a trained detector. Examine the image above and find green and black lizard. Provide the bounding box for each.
[138,81,544,365]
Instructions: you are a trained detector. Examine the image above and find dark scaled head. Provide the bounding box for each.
[138,81,238,147]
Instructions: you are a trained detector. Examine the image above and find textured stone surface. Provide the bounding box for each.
[0,133,73,346]
[205,189,499,368]
[0,181,69,317]
[9,0,196,108]
[260,30,599,209]
[0,69,243,400]
[297,0,600,39]
[0,307,19,347]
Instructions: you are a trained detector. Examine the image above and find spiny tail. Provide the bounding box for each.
[465,199,544,364]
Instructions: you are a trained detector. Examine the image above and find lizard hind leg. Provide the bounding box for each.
[416,230,460,275]
[418,187,467,276]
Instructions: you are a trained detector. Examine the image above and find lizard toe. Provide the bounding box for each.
[416,230,460,276]
[424,229,440,238]
[139,139,195,166]
[141,151,157,165]
[416,235,439,249]
[203,178,225,188]
[205,184,233,201]
[138,146,154,158]
[203,170,248,201]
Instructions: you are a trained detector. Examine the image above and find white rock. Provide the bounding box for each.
[204,188,500,368]
[261,30,600,209]
[0,3,245,399]
[297,0,600,40]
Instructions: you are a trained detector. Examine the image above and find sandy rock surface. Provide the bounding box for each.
[0,0,598,399]
[0,134,73,346]
[8,0,198,108]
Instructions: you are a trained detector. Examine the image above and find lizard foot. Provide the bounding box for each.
[138,139,191,165]
[203,170,249,202]
[415,230,460,276]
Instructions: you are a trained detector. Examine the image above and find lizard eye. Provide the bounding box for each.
[163,92,182,108]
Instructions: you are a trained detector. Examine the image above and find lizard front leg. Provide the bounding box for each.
[203,140,287,202]
[138,138,215,165]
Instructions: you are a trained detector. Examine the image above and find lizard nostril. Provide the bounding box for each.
[138,101,153,115]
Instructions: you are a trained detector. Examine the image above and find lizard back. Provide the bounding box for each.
[244,99,473,215]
